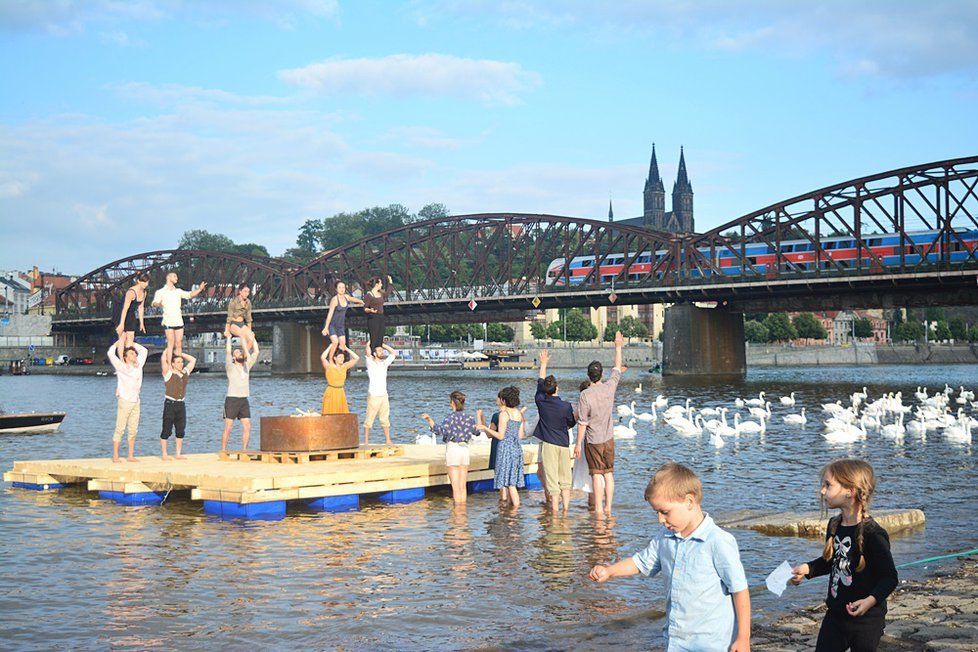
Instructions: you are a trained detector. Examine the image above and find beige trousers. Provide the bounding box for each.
[113,399,140,443]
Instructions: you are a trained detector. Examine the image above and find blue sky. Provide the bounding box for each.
[2,0,977,273]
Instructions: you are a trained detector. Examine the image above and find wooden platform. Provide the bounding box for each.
[3,443,540,518]
[226,445,404,464]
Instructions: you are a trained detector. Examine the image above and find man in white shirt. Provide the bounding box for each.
[151,271,207,360]
[364,344,397,445]
[107,339,148,463]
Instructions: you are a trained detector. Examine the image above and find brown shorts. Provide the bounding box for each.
[584,440,615,474]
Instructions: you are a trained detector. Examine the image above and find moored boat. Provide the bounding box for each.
[0,412,67,434]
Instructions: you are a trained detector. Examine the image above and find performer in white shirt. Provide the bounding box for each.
[107,339,148,463]
[151,271,207,361]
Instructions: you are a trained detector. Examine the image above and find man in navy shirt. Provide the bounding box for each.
[534,349,577,513]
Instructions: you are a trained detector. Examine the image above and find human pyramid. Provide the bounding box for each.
[105,272,397,462]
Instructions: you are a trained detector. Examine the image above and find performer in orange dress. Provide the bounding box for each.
[321,341,359,414]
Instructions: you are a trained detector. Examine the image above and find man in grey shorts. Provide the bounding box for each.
[221,326,259,455]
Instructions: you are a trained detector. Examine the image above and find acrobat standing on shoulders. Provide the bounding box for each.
[152,270,207,360]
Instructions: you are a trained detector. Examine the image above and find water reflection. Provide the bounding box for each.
[1,365,976,648]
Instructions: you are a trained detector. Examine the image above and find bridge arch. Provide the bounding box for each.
[291,213,679,302]
[685,156,978,281]
[57,249,299,317]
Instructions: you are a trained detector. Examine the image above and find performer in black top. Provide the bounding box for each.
[791,459,898,652]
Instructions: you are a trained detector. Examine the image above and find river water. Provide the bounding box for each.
[1,364,976,650]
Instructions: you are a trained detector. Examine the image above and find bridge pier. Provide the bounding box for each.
[662,304,746,377]
[272,322,325,375]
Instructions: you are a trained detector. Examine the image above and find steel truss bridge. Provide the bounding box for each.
[54,156,978,336]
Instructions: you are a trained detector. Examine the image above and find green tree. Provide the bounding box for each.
[603,323,620,342]
[530,321,549,340]
[853,317,874,339]
[744,320,769,343]
[234,243,270,258]
[618,315,649,339]
[924,307,945,321]
[792,313,828,339]
[934,320,952,341]
[178,229,236,252]
[486,322,514,341]
[894,321,925,342]
[563,308,598,341]
[763,313,797,342]
[546,322,562,340]
[949,318,967,340]
[415,203,451,222]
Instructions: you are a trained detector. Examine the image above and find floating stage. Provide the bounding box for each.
[3,443,541,520]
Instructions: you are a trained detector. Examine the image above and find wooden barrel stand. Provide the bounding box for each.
[259,414,360,452]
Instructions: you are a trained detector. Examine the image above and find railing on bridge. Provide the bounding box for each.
[55,156,978,323]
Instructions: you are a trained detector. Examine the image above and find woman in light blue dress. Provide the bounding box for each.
[477,386,525,508]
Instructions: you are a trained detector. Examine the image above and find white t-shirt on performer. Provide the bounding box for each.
[366,353,396,397]
[154,286,192,327]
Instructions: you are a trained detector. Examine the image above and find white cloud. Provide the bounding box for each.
[278,53,542,105]
[418,0,978,81]
[381,126,483,150]
[0,180,27,199]
[0,0,338,34]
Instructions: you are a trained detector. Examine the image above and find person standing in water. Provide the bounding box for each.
[152,271,207,360]
[362,275,392,352]
[113,273,149,349]
[322,280,364,360]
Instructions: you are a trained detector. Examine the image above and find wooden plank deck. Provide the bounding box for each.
[3,443,540,506]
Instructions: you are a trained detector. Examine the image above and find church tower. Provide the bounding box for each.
[670,146,694,232]
[643,144,665,229]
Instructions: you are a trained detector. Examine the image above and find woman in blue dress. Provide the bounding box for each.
[477,386,525,508]
[321,280,364,361]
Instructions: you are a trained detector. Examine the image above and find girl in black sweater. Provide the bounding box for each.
[791,458,898,652]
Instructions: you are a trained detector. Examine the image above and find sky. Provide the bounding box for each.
[2,0,978,274]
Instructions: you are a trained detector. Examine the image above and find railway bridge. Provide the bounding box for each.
[54,156,978,375]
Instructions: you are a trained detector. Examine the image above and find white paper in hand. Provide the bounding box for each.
[766,561,793,597]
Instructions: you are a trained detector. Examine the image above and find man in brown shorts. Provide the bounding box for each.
[574,330,624,517]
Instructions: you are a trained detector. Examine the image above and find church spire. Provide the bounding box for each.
[645,143,664,192]
[674,145,691,191]
[608,198,614,222]
[671,146,694,232]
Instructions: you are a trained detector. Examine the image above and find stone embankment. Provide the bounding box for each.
[718,508,926,538]
[753,557,978,651]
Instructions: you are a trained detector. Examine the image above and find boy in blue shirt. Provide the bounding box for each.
[590,462,751,651]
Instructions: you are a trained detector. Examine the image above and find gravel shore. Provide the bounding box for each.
[753,557,978,651]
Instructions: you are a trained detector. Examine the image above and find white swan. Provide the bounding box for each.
[748,401,772,419]
[822,400,844,414]
[783,408,807,425]
[734,398,745,408]
[663,398,692,420]
[635,407,655,422]
[880,412,905,439]
[959,386,975,401]
[905,418,925,437]
[617,400,636,418]
[653,394,668,409]
[736,414,766,434]
[668,414,703,436]
[709,431,725,448]
[914,386,928,402]
[700,406,721,417]
[635,382,643,394]
[614,417,637,439]
[745,392,766,407]
[779,392,796,406]
[716,411,739,438]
